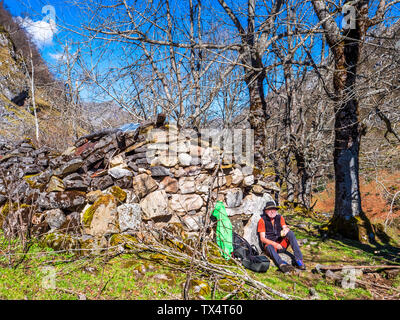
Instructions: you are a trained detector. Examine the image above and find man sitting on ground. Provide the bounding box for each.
[257,200,306,273]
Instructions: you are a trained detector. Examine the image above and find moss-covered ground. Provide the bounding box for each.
[0,209,399,300]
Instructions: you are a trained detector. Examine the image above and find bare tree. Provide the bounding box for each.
[28,46,40,145]
[310,0,399,239]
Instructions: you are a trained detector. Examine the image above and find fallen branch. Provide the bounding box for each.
[121,230,298,300]
[315,264,400,272]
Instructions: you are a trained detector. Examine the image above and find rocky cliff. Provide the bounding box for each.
[0,25,31,142]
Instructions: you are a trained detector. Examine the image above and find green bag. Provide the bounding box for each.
[211,201,233,260]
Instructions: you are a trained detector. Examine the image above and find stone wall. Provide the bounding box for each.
[0,116,280,251]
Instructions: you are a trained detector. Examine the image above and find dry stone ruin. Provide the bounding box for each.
[0,114,280,253]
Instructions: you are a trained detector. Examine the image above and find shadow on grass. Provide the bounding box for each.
[324,235,400,265]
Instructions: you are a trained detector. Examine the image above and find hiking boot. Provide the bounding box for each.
[279,263,295,274]
[296,259,306,270]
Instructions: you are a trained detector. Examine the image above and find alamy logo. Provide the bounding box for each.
[40,266,56,290]
[341,268,357,289]
[42,5,56,26]
[342,4,356,30]
[144,127,254,167]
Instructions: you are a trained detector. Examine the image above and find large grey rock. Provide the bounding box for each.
[45,209,67,230]
[173,167,186,178]
[91,175,114,190]
[118,203,141,231]
[178,153,192,166]
[56,158,84,177]
[182,214,203,231]
[170,194,203,213]
[241,193,274,254]
[60,212,82,235]
[178,177,196,194]
[170,141,190,153]
[231,168,243,185]
[258,181,281,192]
[159,154,178,167]
[132,173,158,199]
[63,173,89,191]
[242,213,263,254]
[109,154,127,168]
[226,193,273,217]
[184,166,201,176]
[195,174,211,193]
[38,191,87,211]
[201,147,217,169]
[241,166,253,176]
[159,176,179,193]
[83,195,119,236]
[108,166,133,179]
[150,166,171,177]
[243,175,254,186]
[114,176,133,189]
[225,188,243,208]
[125,189,139,204]
[194,174,226,193]
[140,190,170,220]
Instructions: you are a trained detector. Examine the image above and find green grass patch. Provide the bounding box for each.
[0,208,399,300]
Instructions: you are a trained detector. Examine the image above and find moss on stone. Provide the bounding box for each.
[82,205,95,229]
[292,204,315,218]
[139,125,154,135]
[35,96,51,110]
[40,232,81,252]
[46,176,65,192]
[23,173,39,181]
[109,186,127,203]
[82,194,116,228]
[0,202,10,226]
[110,233,138,249]
[189,279,211,297]
[1,202,30,218]
[1,202,10,217]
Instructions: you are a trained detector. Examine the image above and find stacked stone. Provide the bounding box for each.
[0,116,280,251]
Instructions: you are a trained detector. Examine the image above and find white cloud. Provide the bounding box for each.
[49,52,65,61]
[15,16,58,48]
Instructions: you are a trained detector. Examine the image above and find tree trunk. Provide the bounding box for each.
[244,68,268,178]
[333,26,362,214]
[294,149,312,208]
[328,5,374,241]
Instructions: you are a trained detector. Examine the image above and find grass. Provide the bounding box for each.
[1,207,399,301]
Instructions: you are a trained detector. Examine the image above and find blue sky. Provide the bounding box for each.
[3,0,399,106]
[3,0,99,100]
[4,0,75,61]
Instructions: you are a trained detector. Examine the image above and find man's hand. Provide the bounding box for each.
[275,243,284,251]
[280,226,290,237]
